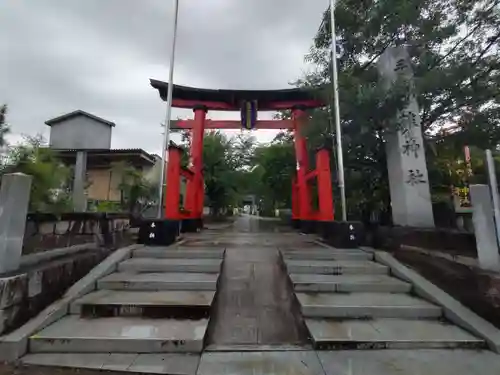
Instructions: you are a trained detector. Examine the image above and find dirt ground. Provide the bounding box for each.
[393,249,500,328]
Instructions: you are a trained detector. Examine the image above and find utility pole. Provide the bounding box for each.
[329,0,347,221]
[157,0,180,218]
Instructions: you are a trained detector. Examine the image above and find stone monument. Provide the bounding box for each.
[377,47,435,227]
[0,173,32,273]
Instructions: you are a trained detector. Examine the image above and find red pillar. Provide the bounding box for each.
[292,108,311,221]
[185,106,206,218]
[291,176,299,219]
[165,146,182,220]
[316,148,335,221]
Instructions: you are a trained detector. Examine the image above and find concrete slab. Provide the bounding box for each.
[290,274,411,293]
[197,351,325,375]
[118,258,222,273]
[133,247,225,259]
[285,260,388,275]
[281,249,372,261]
[318,349,500,375]
[70,290,216,314]
[375,251,500,353]
[296,292,442,318]
[305,318,484,349]
[98,272,219,291]
[30,315,208,353]
[22,353,138,372]
[21,353,200,374]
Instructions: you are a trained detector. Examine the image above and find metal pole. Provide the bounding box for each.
[486,149,500,248]
[329,0,347,221]
[157,0,180,218]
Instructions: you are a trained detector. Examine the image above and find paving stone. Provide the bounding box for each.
[297,292,442,318]
[285,260,388,275]
[22,353,138,372]
[98,272,219,291]
[128,353,200,374]
[305,318,485,349]
[290,274,411,293]
[318,349,500,374]
[30,316,208,353]
[196,351,325,375]
[22,353,200,374]
[118,258,222,273]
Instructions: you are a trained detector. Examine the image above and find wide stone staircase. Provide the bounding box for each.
[281,246,486,350]
[24,246,224,358]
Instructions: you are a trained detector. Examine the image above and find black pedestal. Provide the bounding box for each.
[300,220,317,234]
[322,221,365,248]
[291,219,300,229]
[137,219,180,246]
[181,218,203,233]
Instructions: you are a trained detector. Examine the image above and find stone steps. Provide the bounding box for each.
[29,316,208,353]
[98,272,219,291]
[285,259,388,275]
[133,247,225,259]
[290,274,411,293]
[281,248,372,261]
[281,247,487,352]
[70,290,216,319]
[118,258,223,273]
[305,318,485,350]
[296,292,442,319]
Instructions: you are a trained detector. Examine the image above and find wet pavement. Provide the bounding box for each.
[203,215,310,347]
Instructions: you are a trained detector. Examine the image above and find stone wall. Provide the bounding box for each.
[23,213,131,255]
[0,212,135,335]
[369,225,477,257]
[0,248,111,335]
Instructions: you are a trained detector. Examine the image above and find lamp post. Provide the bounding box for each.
[329,0,347,221]
[157,0,180,218]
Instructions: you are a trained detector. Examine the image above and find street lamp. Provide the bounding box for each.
[329,0,347,221]
[157,0,180,218]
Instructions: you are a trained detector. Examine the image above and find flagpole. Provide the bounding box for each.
[329,0,347,221]
[157,0,180,218]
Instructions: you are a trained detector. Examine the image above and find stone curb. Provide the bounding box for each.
[20,243,99,269]
[0,244,142,361]
[375,251,500,353]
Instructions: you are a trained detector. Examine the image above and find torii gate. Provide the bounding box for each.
[150,79,335,233]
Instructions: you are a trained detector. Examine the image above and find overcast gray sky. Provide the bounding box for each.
[0,0,326,154]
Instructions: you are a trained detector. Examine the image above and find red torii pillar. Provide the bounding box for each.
[292,108,312,223]
[184,106,206,230]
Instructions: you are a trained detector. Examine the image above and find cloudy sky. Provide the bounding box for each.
[0,0,327,155]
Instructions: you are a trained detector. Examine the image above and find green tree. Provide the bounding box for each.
[111,161,157,215]
[253,133,296,212]
[299,0,500,222]
[1,135,73,212]
[0,105,10,148]
[202,131,241,215]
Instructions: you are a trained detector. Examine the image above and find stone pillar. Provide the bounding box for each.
[0,173,32,273]
[73,151,87,212]
[377,47,434,227]
[470,184,500,271]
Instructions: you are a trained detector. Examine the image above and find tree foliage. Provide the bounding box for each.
[1,134,73,212]
[298,0,500,221]
[111,161,157,215]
